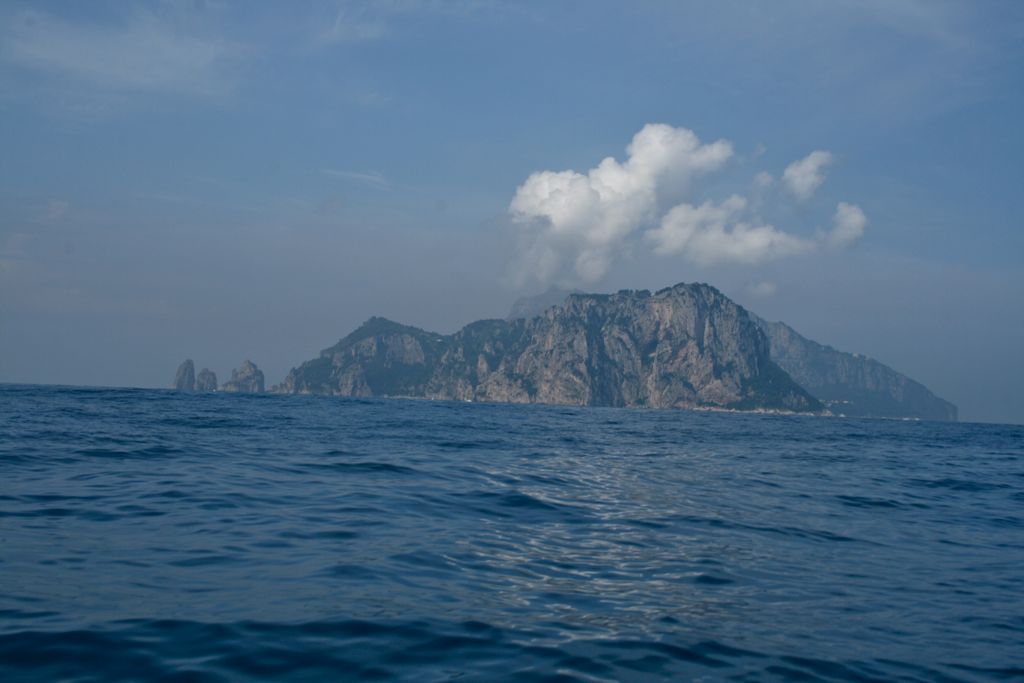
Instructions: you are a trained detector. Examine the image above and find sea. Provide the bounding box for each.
[0,384,1021,682]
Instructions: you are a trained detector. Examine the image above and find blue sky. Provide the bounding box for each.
[1,0,1022,423]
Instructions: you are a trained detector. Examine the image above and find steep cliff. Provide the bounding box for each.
[221,360,265,393]
[751,316,957,421]
[278,318,447,397]
[279,283,820,413]
[196,368,218,392]
[173,360,195,392]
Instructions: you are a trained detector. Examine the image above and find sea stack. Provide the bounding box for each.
[173,359,195,392]
[221,360,265,393]
[196,368,218,392]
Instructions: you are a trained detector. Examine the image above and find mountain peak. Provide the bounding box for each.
[282,282,820,412]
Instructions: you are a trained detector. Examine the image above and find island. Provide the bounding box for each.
[174,282,957,421]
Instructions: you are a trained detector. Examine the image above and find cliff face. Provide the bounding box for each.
[279,283,820,413]
[173,360,195,392]
[752,316,957,421]
[221,360,265,393]
[196,368,218,392]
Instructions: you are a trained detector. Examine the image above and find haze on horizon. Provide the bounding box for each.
[1,1,1022,424]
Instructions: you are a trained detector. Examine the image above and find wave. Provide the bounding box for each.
[0,618,991,682]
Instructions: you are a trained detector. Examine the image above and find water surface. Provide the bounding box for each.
[1,385,1021,681]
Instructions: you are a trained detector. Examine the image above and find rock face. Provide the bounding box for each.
[279,283,821,413]
[173,360,195,392]
[221,360,265,393]
[752,316,957,421]
[196,368,218,392]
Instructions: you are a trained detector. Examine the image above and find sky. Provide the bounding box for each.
[0,0,1022,424]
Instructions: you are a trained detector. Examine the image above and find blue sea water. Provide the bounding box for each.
[0,384,1021,682]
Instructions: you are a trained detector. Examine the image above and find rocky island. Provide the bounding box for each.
[278,283,821,413]
[173,281,957,420]
[195,368,218,392]
[172,359,195,392]
[221,360,265,393]
[172,360,261,394]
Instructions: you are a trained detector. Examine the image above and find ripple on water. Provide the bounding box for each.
[0,618,995,682]
[0,385,1021,682]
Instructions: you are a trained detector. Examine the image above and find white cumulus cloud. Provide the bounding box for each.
[509,123,732,284]
[646,196,814,266]
[508,125,865,287]
[783,150,834,201]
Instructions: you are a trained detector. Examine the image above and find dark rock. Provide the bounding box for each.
[278,283,820,413]
[196,368,218,392]
[173,359,195,392]
[221,360,265,393]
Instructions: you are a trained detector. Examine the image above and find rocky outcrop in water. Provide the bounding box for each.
[173,360,195,392]
[196,368,218,392]
[751,316,957,421]
[278,283,820,413]
[221,360,265,393]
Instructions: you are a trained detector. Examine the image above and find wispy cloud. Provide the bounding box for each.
[0,9,238,95]
[316,6,388,44]
[746,280,778,298]
[834,0,973,49]
[321,168,389,189]
[313,0,497,46]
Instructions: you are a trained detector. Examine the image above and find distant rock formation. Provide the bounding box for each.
[278,283,821,413]
[196,368,218,392]
[183,280,956,421]
[221,360,265,393]
[173,360,195,392]
[751,316,957,421]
